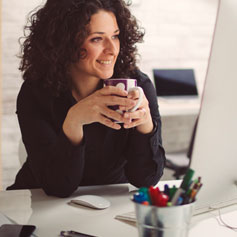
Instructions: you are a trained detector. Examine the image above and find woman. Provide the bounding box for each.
[7,0,166,197]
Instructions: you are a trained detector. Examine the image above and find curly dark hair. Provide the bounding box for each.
[19,0,145,96]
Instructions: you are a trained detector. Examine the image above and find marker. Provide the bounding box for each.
[157,193,169,207]
[181,169,195,190]
[171,169,195,205]
[149,186,161,206]
[141,201,149,206]
[176,196,184,205]
[169,185,177,201]
[133,192,147,203]
[188,178,198,190]
[190,189,197,200]
[186,178,198,196]
[189,183,203,203]
[164,184,170,196]
[148,186,169,207]
[139,187,152,204]
[182,194,191,205]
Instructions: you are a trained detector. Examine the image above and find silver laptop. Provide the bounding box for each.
[190,0,237,215]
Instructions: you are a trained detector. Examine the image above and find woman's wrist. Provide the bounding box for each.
[63,108,84,145]
[136,116,154,134]
[63,122,84,145]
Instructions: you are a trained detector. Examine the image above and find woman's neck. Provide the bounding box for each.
[71,75,102,101]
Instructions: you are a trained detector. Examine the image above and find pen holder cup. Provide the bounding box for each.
[133,201,195,237]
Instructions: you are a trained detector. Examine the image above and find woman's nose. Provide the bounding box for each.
[104,39,118,55]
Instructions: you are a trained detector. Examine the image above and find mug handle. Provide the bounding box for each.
[128,86,144,112]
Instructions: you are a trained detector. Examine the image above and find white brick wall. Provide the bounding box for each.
[1,0,218,189]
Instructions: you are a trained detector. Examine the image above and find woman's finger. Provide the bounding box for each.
[123,107,149,129]
[123,118,142,129]
[100,86,128,97]
[123,107,146,121]
[104,95,136,107]
[123,89,146,111]
[128,89,139,99]
[98,114,121,130]
[119,98,139,111]
[101,106,125,123]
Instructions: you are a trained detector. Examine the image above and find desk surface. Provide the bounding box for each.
[158,98,200,116]
[0,181,237,237]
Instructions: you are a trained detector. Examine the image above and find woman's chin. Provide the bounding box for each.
[99,72,114,80]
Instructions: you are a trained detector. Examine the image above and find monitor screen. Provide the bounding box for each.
[190,0,237,214]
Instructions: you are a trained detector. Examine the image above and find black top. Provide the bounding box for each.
[7,71,166,197]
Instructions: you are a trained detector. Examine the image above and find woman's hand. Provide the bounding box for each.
[120,89,154,134]
[63,86,137,144]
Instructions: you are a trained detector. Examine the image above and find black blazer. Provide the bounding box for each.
[7,70,166,197]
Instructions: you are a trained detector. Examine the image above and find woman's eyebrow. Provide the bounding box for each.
[90,29,120,35]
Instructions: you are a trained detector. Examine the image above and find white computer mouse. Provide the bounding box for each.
[70,195,111,210]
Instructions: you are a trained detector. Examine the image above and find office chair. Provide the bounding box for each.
[165,118,198,179]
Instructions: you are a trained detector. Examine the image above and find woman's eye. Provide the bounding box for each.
[112,34,120,40]
[90,37,102,43]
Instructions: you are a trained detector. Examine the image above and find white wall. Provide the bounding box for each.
[130,0,218,95]
[1,0,44,189]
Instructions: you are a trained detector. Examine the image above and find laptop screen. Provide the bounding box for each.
[153,69,198,97]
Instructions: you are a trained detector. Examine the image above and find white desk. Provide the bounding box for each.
[158,98,200,116]
[0,181,237,237]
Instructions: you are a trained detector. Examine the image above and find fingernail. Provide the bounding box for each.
[115,125,121,130]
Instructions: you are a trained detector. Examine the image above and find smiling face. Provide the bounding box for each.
[71,10,120,83]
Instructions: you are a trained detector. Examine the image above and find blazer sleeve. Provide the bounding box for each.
[17,81,86,197]
[124,71,166,187]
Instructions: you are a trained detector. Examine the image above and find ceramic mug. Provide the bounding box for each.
[104,78,143,118]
